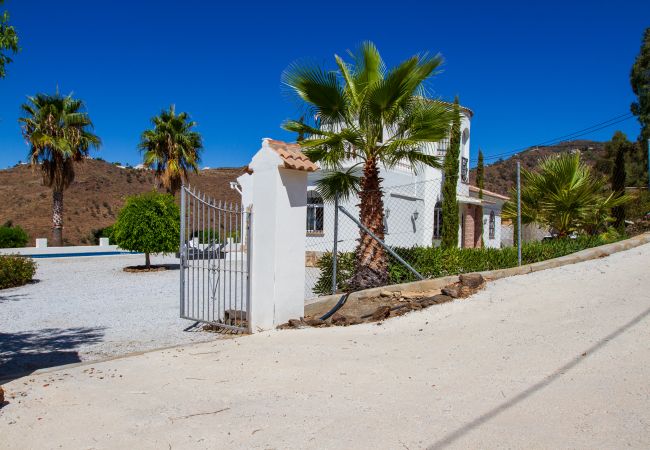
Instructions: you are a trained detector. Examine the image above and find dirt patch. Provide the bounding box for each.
[281,274,486,329]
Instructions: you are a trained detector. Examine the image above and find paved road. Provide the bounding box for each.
[1,243,649,449]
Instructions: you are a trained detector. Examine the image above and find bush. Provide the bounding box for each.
[0,224,30,248]
[314,234,619,294]
[0,255,37,289]
[112,192,180,267]
[89,225,114,245]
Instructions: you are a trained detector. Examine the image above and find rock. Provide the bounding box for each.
[441,285,463,298]
[460,286,472,297]
[431,294,453,304]
[288,319,306,328]
[304,318,328,327]
[371,305,392,321]
[331,313,348,326]
[379,290,393,297]
[459,273,484,288]
[0,386,4,404]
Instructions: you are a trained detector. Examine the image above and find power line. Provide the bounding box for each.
[473,112,634,163]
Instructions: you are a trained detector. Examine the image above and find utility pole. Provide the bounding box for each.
[517,161,522,266]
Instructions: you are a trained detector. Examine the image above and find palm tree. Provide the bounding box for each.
[503,153,631,237]
[139,105,203,195]
[19,92,101,246]
[282,42,455,289]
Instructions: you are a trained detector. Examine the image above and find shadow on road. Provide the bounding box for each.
[428,305,650,449]
[0,327,105,382]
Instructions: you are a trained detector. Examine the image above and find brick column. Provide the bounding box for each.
[463,205,476,249]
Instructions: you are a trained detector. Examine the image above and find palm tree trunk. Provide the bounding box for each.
[52,191,64,247]
[348,157,388,290]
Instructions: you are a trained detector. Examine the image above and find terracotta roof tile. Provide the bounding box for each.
[265,139,318,172]
[469,185,510,201]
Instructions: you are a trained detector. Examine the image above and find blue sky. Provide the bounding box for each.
[0,0,648,169]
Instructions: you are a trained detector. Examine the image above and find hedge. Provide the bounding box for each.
[314,234,618,295]
[0,225,29,248]
[0,255,37,289]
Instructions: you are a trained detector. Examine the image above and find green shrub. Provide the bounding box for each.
[89,225,114,245]
[314,234,621,294]
[0,224,29,248]
[0,255,37,289]
[112,192,180,267]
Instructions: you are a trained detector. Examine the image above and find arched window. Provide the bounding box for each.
[489,210,496,239]
[306,191,324,233]
[433,201,443,239]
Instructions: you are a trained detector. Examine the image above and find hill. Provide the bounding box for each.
[469,140,607,196]
[0,159,246,246]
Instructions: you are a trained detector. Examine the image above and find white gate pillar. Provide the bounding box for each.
[238,139,312,332]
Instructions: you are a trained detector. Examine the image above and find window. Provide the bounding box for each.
[433,201,443,239]
[461,157,469,183]
[489,210,496,239]
[306,191,324,233]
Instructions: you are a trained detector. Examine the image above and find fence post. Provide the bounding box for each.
[331,193,339,295]
[238,139,310,332]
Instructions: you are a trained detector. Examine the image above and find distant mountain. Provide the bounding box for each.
[469,140,607,196]
[0,159,245,246]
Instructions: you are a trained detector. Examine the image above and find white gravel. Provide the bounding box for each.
[0,253,218,378]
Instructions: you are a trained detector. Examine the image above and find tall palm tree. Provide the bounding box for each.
[19,92,101,246]
[503,153,631,237]
[139,105,203,196]
[282,42,455,289]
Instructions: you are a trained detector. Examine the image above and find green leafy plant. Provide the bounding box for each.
[283,41,455,290]
[441,98,461,248]
[314,235,621,294]
[0,255,36,289]
[503,153,631,236]
[0,223,29,248]
[112,192,180,268]
[0,0,19,79]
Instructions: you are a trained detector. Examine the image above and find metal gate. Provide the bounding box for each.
[179,186,251,333]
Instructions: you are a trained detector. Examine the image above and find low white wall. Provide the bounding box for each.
[0,244,123,256]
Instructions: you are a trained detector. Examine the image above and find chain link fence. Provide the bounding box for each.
[304,179,447,302]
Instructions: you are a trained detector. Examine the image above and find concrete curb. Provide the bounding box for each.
[305,233,650,318]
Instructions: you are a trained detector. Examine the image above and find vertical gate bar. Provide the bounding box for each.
[227,204,232,324]
[194,189,198,320]
[235,203,244,326]
[239,205,243,328]
[218,202,222,323]
[246,207,252,333]
[208,197,212,322]
[180,186,185,317]
[202,194,206,322]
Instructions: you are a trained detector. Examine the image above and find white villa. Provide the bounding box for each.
[239,104,509,253]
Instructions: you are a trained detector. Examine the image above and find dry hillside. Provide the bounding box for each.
[0,159,246,246]
[469,140,607,196]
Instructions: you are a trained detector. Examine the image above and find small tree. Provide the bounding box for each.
[440,98,461,248]
[112,192,180,268]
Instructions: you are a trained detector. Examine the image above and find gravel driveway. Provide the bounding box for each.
[0,254,218,380]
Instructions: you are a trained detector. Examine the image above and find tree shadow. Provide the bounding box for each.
[0,327,106,382]
[427,305,650,449]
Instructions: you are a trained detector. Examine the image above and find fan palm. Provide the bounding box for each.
[19,92,101,246]
[282,42,455,289]
[503,153,631,237]
[139,105,203,196]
